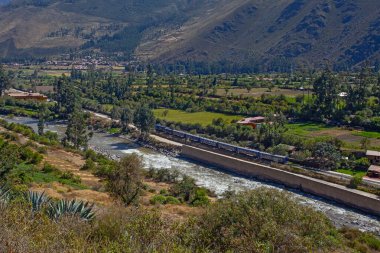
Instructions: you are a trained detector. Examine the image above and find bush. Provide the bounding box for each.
[20,147,43,165]
[150,195,181,205]
[81,159,96,171]
[354,157,370,170]
[42,163,59,174]
[150,195,167,205]
[60,172,81,184]
[190,188,210,207]
[85,149,98,161]
[348,175,363,189]
[165,196,181,205]
[169,175,197,202]
[181,188,338,252]
[106,154,143,206]
[37,146,48,154]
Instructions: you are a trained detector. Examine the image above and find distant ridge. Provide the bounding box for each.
[0,0,379,69]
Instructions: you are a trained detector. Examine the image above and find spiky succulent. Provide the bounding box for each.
[47,199,95,221]
[0,184,11,205]
[25,191,50,212]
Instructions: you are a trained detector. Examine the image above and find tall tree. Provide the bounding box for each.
[134,105,155,133]
[120,106,134,131]
[313,68,339,119]
[347,67,371,112]
[0,65,10,96]
[257,113,287,148]
[37,104,50,135]
[106,153,143,206]
[373,75,380,103]
[146,64,154,95]
[312,142,341,170]
[63,110,92,150]
[55,77,81,117]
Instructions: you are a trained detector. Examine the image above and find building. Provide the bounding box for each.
[367,165,380,179]
[237,116,266,129]
[4,89,48,102]
[366,150,380,165]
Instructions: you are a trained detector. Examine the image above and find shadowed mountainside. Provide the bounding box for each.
[0,0,379,68]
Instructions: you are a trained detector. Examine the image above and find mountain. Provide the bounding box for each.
[0,0,379,69]
[0,0,10,5]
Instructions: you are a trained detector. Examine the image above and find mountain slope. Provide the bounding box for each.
[137,0,380,68]
[0,0,379,68]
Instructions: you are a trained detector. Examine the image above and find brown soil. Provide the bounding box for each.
[310,129,380,147]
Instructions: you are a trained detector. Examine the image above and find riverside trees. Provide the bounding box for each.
[106,153,143,206]
[0,65,10,96]
[63,110,92,150]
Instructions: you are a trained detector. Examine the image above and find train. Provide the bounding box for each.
[155,124,288,164]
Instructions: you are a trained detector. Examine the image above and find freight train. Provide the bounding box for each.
[155,125,288,164]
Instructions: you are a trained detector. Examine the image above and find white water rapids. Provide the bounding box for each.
[2,116,380,235]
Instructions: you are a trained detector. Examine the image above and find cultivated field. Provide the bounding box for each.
[286,123,380,150]
[154,109,243,126]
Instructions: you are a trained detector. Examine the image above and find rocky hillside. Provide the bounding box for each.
[0,0,379,68]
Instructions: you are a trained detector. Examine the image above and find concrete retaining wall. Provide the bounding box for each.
[182,145,380,216]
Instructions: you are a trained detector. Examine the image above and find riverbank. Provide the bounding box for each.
[1,115,380,235]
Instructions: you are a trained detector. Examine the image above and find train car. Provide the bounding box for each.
[155,124,165,132]
[218,142,238,152]
[163,127,173,135]
[172,130,186,138]
[260,152,287,164]
[155,124,288,164]
[259,152,274,161]
[237,147,260,158]
[199,137,218,147]
[186,133,201,142]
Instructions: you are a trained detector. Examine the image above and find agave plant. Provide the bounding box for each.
[47,199,95,221]
[0,184,10,206]
[25,191,50,212]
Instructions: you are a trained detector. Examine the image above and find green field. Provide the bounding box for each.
[353,131,380,139]
[154,109,243,126]
[335,168,367,178]
[285,122,335,137]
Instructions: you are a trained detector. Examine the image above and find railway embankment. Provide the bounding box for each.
[182,145,380,216]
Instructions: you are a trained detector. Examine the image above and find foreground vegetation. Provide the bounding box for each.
[1,186,380,253]
[0,117,378,252]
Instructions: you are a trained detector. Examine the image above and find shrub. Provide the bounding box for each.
[150,195,167,205]
[169,175,197,202]
[42,163,59,174]
[181,188,338,252]
[159,189,168,195]
[354,157,370,171]
[81,159,96,171]
[106,154,143,206]
[348,175,363,189]
[165,196,181,205]
[150,195,181,205]
[37,146,48,154]
[190,188,210,207]
[60,172,81,184]
[85,149,98,161]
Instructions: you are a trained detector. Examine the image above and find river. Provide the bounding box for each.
[2,115,380,235]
